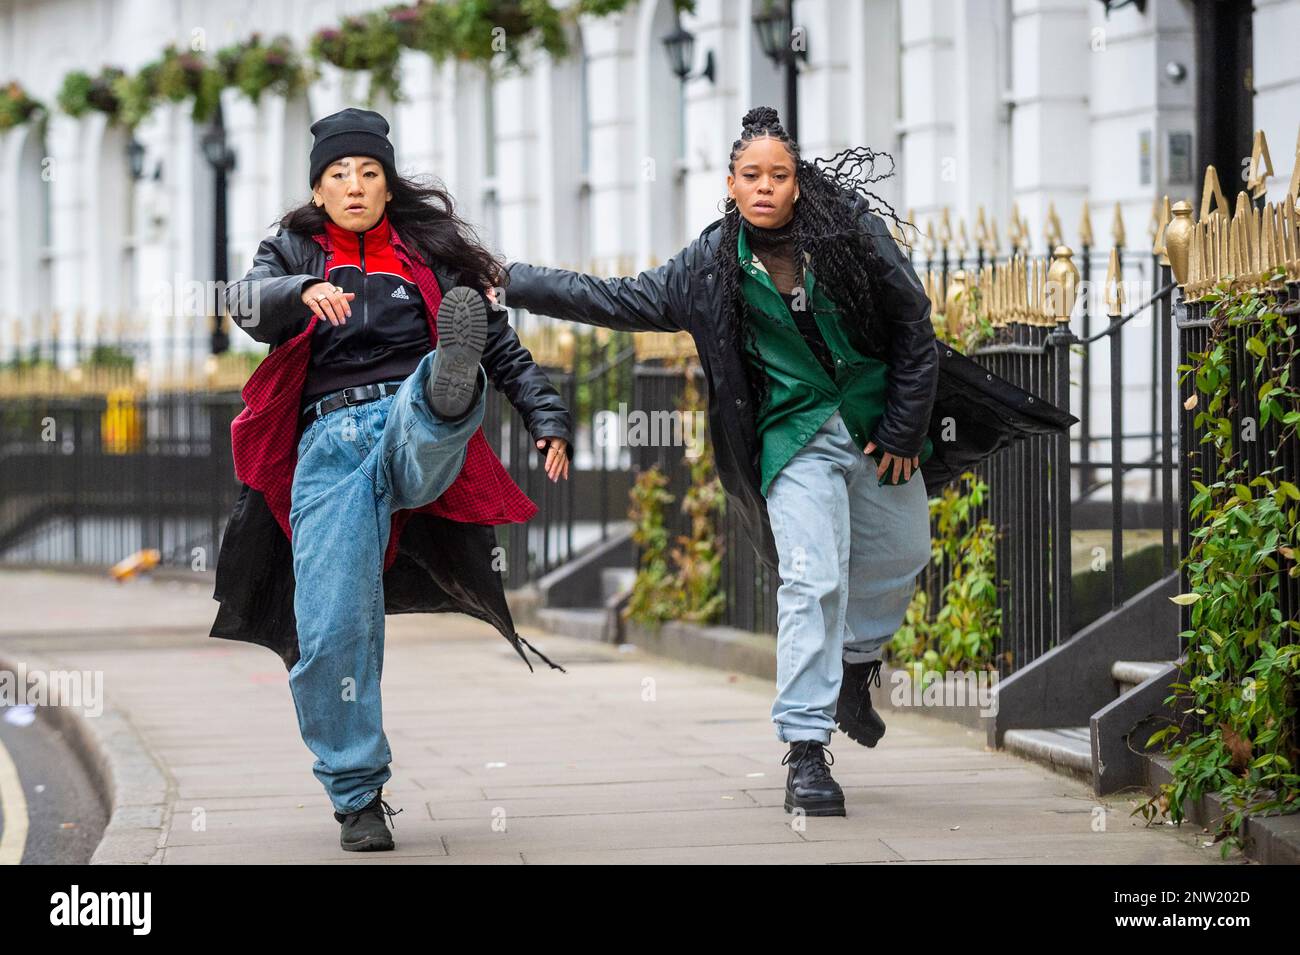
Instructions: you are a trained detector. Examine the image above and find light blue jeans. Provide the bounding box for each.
[763,409,932,744]
[288,349,488,814]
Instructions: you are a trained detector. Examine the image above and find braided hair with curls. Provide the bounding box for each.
[716,106,913,426]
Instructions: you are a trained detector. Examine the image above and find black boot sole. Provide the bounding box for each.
[427,286,488,420]
[784,791,847,816]
[836,715,885,748]
[341,835,395,852]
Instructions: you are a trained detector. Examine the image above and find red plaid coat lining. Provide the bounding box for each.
[229,224,538,573]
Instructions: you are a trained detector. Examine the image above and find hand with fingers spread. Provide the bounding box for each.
[302,281,356,326]
[863,440,920,485]
[535,436,571,482]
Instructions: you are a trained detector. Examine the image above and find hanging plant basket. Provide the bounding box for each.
[57,66,126,119]
[0,80,44,131]
[216,33,310,103]
[309,12,401,105]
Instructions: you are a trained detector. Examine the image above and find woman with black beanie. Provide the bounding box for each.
[218,107,573,852]
[501,106,937,817]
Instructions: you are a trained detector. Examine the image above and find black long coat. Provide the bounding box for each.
[503,202,1077,571]
[209,227,572,672]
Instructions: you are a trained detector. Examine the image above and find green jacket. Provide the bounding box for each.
[736,224,934,497]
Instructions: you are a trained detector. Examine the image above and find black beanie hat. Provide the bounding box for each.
[308,107,397,188]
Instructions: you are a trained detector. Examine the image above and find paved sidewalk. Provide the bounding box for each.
[0,569,1239,864]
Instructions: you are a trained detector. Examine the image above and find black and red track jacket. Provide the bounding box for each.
[301,211,429,402]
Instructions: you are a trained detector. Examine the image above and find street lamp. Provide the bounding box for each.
[201,102,236,356]
[752,0,807,142]
[661,19,715,84]
[201,126,237,174]
[127,138,146,180]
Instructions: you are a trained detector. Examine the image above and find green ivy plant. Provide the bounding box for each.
[625,355,725,626]
[669,357,725,623]
[626,466,680,625]
[891,471,1004,675]
[1138,269,1300,856]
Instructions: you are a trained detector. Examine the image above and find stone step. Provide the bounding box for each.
[600,566,637,603]
[1002,726,1093,782]
[1111,659,1177,695]
[536,607,612,644]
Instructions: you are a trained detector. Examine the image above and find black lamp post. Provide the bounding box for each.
[201,101,237,356]
[752,0,807,142]
[662,18,715,84]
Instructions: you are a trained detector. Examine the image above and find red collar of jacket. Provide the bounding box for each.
[322,211,401,269]
[229,221,537,573]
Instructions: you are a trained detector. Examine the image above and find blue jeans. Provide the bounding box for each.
[288,349,488,814]
[763,409,932,744]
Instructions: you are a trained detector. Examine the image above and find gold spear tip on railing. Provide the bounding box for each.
[943,269,969,337]
[1105,245,1124,316]
[1079,199,1094,248]
[1247,129,1274,200]
[1201,164,1228,219]
[1111,202,1126,248]
[1046,202,1063,245]
[1287,124,1300,210]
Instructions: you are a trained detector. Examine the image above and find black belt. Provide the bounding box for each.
[300,380,406,426]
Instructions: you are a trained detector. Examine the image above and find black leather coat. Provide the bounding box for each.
[209,225,573,672]
[226,226,575,455]
[503,204,1077,571]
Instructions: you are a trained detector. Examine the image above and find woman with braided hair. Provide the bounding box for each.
[501,106,941,817]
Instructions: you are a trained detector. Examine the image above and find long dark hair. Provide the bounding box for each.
[278,170,504,289]
[716,105,911,423]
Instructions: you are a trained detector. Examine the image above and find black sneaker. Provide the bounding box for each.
[426,286,488,420]
[782,740,846,817]
[836,658,887,747]
[334,789,403,852]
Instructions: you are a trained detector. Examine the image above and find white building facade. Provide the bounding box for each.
[1,0,1297,464]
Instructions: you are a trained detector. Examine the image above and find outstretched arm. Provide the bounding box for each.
[224,229,327,347]
[500,236,703,335]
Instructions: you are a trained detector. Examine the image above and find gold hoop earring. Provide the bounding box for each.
[717,195,737,215]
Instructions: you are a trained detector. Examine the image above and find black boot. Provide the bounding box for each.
[425,285,488,420]
[334,789,403,852]
[836,658,887,747]
[782,740,846,816]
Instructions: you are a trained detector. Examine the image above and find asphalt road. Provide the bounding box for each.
[0,703,107,864]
